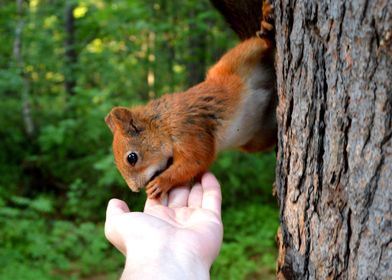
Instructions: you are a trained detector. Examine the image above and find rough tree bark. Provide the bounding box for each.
[274,0,391,279]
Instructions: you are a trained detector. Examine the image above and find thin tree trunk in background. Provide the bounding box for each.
[139,1,157,101]
[187,3,207,87]
[147,31,156,99]
[160,0,176,92]
[64,1,77,96]
[14,0,34,137]
[274,0,391,279]
[138,32,150,101]
[166,35,176,92]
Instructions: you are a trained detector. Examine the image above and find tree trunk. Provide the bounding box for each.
[64,1,77,96]
[274,0,391,279]
[187,3,207,87]
[160,0,176,92]
[14,0,35,138]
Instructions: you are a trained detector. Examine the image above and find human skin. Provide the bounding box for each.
[104,172,223,280]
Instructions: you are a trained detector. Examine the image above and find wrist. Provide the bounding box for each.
[122,243,210,280]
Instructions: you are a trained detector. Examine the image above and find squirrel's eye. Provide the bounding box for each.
[127,152,138,166]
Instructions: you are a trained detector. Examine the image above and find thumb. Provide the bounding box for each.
[106,198,130,218]
[105,199,130,256]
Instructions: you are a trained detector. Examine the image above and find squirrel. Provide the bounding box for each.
[105,0,276,199]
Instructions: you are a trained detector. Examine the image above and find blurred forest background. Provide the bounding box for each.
[0,0,278,279]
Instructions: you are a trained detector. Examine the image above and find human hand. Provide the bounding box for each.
[105,172,223,280]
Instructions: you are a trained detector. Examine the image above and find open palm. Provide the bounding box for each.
[105,172,223,272]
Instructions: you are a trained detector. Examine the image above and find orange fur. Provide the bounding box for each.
[106,2,276,198]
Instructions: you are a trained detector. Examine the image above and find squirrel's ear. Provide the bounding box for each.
[105,107,133,133]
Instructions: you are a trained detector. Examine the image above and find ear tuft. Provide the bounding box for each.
[105,107,133,133]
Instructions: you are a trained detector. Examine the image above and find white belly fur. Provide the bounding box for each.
[217,64,274,151]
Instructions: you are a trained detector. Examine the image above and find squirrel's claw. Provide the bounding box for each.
[146,177,172,199]
[146,183,162,199]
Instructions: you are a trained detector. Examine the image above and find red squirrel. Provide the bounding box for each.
[105,0,276,198]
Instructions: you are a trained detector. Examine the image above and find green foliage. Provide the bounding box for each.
[0,192,122,279]
[0,0,278,279]
[211,204,278,279]
[213,152,276,207]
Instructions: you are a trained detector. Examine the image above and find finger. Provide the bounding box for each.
[144,197,162,210]
[105,199,129,255]
[106,198,130,218]
[188,182,203,208]
[161,193,169,206]
[201,172,222,215]
[168,185,190,208]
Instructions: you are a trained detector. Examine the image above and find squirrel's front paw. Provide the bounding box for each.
[146,177,172,199]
